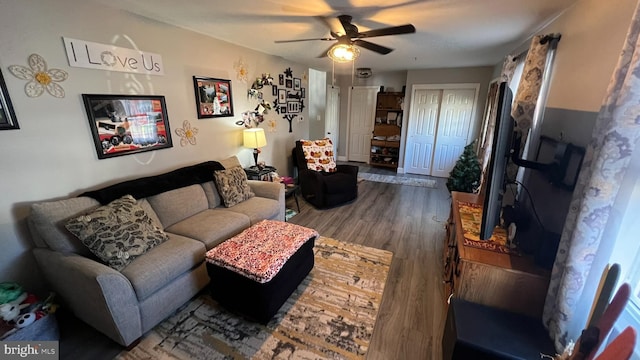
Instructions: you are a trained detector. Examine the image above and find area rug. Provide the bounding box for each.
[358,171,437,188]
[116,237,393,360]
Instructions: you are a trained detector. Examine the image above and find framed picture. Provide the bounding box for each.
[278,89,287,104]
[82,94,173,159]
[287,101,301,113]
[193,76,234,118]
[272,85,278,96]
[301,88,306,99]
[0,69,19,130]
[285,79,293,89]
[294,78,301,91]
[279,74,284,85]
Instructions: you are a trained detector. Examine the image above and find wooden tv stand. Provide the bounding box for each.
[443,191,550,318]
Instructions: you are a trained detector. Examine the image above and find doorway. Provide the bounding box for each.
[405,84,479,177]
[325,85,340,149]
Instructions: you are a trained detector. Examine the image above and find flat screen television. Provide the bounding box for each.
[479,82,514,240]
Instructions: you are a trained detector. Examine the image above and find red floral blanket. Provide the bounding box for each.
[205,220,318,283]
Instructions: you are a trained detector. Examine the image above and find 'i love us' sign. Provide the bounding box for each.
[63,37,164,75]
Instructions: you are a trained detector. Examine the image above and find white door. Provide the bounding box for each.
[405,84,479,177]
[405,89,441,175]
[431,89,476,177]
[325,85,340,149]
[348,86,379,162]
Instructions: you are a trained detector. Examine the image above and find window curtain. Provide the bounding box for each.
[506,35,554,180]
[542,1,640,351]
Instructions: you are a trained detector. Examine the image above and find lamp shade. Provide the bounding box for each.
[327,44,360,63]
[243,128,267,148]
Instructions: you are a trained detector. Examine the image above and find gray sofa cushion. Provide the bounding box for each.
[146,184,208,228]
[201,181,222,209]
[30,197,100,255]
[165,209,250,249]
[221,197,281,224]
[219,156,242,169]
[120,233,206,301]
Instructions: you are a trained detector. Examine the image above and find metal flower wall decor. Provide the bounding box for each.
[8,54,68,98]
[233,57,249,84]
[175,120,198,146]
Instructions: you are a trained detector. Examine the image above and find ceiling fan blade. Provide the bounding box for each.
[358,24,416,38]
[275,37,334,43]
[318,15,343,36]
[354,39,393,55]
[337,14,359,37]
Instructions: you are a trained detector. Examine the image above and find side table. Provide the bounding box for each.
[284,184,300,213]
[244,165,277,181]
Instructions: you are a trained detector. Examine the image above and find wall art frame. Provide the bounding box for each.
[82,94,173,159]
[193,76,234,118]
[0,69,19,130]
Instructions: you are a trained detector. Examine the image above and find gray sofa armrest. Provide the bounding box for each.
[248,180,285,220]
[32,248,141,346]
[248,180,283,200]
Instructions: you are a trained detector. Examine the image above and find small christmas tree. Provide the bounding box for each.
[446,142,481,193]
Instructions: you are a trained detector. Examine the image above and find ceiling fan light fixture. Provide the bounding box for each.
[327,44,360,63]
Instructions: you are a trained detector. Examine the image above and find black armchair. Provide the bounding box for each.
[292,140,358,209]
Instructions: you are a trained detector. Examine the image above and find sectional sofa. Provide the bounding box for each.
[27,156,284,347]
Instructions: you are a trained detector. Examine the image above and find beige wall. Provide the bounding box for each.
[0,0,310,292]
[543,0,637,112]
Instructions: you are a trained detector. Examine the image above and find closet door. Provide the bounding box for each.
[405,89,441,175]
[430,89,476,177]
[405,84,478,177]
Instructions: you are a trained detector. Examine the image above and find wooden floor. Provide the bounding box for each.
[56,163,451,360]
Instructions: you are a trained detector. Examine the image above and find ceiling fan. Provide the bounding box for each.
[275,15,416,57]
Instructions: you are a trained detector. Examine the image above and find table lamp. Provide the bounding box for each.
[243,128,267,167]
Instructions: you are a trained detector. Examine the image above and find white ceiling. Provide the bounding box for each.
[90,0,579,74]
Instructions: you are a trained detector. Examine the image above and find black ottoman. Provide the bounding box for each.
[442,298,556,359]
[205,220,318,323]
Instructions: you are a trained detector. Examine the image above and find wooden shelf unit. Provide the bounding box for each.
[371,92,404,169]
[443,191,551,318]
[370,124,401,168]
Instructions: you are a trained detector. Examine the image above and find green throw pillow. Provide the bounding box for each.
[214,166,255,207]
[65,195,169,271]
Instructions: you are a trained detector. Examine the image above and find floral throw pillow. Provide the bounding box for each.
[214,166,255,207]
[65,195,169,271]
[300,138,337,172]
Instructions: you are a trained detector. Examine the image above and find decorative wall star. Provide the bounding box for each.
[8,54,68,98]
[284,67,293,78]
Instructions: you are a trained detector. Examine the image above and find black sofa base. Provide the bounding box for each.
[206,237,315,324]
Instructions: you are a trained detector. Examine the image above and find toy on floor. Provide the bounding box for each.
[0,292,29,322]
[0,283,59,339]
